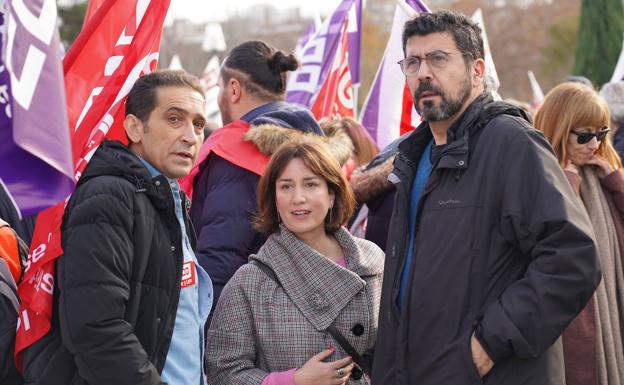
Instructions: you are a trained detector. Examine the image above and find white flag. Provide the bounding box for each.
[168,54,183,70]
[528,70,544,109]
[360,0,429,149]
[202,55,222,126]
[611,33,624,82]
[472,8,501,99]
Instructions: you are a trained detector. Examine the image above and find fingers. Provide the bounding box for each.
[311,346,336,361]
[328,354,353,369]
[341,362,355,379]
[330,362,355,385]
[586,157,613,176]
[336,362,355,377]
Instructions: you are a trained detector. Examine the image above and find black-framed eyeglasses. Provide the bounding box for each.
[570,127,610,144]
[397,50,464,76]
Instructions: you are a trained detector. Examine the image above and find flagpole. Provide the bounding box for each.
[352,83,360,119]
[610,32,624,82]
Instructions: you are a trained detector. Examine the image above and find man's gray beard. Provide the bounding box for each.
[416,78,472,122]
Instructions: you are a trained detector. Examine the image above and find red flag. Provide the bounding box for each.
[83,0,108,27]
[310,21,354,121]
[15,0,170,367]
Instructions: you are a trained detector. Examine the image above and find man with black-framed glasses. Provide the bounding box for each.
[372,10,600,385]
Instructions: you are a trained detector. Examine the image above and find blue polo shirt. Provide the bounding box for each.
[137,156,213,385]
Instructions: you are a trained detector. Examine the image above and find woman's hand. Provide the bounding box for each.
[294,346,354,385]
[586,154,614,178]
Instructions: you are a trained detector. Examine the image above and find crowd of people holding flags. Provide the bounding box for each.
[1,0,624,385]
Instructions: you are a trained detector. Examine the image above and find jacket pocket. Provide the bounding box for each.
[461,334,483,385]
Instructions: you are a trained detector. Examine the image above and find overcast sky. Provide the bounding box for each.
[167,0,343,22]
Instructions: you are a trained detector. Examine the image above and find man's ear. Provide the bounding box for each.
[228,78,243,104]
[124,114,143,144]
[472,58,486,87]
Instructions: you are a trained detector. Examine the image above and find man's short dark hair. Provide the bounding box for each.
[125,69,204,121]
[221,40,299,101]
[402,11,484,63]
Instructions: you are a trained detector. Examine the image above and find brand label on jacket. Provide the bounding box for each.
[181,261,196,288]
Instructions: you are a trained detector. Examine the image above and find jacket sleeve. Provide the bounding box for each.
[192,156,265,311]
[205,265,269,385]
[58,184,163,385]
[475,126,601,363]
[601,169,624,222]
[0,290,21,384]
[349,156,395,204]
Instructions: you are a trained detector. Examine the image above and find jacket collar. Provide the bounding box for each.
[244,123,353,165]
[241,101,286,122]
[81,140,179,212]
[396,93,495,173]
[252,226,383,330]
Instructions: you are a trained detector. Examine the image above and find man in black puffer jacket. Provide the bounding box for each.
[22,70,212,385]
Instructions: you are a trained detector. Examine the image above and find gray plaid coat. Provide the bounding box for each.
[205,226,384,385]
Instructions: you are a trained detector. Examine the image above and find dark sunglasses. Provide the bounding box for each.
[571,127,610,144]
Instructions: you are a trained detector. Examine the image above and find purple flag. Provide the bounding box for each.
[295,18,320,57]
[0,1,73,217]
[360,0,429,148]
[406,0,429,11]
[347,0,362,85]
[286,0,357,108]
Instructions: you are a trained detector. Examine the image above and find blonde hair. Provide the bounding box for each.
[534,82,622,170]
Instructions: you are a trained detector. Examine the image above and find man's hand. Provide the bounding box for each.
[471,334,494,378]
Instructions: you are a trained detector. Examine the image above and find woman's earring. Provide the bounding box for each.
[277,209,282,223]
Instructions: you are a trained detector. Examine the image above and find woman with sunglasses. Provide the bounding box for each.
[535,81,624,385]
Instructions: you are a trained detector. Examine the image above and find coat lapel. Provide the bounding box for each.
[253,226,381,331]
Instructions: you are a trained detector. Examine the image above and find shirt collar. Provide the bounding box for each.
[135,155,160,178]
[136,155,179,188]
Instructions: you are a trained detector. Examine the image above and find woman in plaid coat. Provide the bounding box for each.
[206,138,384,385]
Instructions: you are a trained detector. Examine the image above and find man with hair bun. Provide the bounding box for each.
[183,41,326,322]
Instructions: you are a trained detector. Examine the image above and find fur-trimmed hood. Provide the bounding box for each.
[244,124,354,166]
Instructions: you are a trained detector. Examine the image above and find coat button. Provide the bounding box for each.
[458,160,465,166]
[155,180,161,186]
[171,246,176,252]
[351,323,364,336]
[351,367,363,380]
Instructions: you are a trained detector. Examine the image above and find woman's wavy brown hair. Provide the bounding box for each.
[254,137,356,234]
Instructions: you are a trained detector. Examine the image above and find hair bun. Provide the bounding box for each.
[268,51,299,74]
